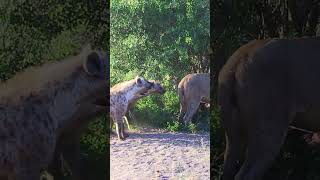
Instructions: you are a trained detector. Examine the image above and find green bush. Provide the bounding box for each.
[188,122,197,134]
[166,121,183,132]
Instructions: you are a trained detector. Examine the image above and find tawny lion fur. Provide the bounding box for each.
[178,73,210,124]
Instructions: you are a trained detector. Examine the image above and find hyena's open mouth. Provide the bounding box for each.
[139,92,147,96]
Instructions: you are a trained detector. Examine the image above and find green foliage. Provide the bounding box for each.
[80,117,107,179]
[0,0,108,80]
[0,0,108,179]
[111,0,210,130]
[211,106,224,179]
[187,122,197,134]
[81,117,107,155]
[166,120,183,132]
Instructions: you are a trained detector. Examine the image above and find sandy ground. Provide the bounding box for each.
[110,129,210,180]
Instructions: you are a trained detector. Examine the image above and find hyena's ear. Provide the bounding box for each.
[135,76,143,85]
[83,52,104,78]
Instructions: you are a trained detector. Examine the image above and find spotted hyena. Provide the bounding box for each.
[110,76,153,140]
[0,45,107,180]
[128,80,165,108]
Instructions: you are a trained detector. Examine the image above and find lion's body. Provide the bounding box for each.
[178,73,210,124]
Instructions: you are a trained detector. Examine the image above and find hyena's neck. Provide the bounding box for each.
[111,80,142,102]
[124,85,143,101]
[127,96,141,109]
[47,72,89,131]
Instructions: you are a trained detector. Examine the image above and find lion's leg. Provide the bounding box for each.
[235,109,292,180]
[179,100,187,122]
[183,99,200,125]
[222,110,246,180]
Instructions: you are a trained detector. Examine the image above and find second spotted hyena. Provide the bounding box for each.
[110,76,153,140]
[123,80,166,129]
[128,80,165,109]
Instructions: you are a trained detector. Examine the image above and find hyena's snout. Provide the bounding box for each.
[146,80,153,89]
[158,86,165,94]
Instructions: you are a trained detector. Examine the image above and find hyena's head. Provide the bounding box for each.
[77,47,108,109]
[147,80,165,95]
[127,76,153,99]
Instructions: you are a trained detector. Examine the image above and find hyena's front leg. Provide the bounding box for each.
[62,140,88,180]
[115,121,121,140]
[123,116,131,130]
[47,150,66,180]
[114,116,126,140]
[121,121,129,139]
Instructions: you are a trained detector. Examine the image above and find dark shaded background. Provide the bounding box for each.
[211,0,320,179]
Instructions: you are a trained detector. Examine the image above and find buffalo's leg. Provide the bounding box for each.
[235,111,292,180]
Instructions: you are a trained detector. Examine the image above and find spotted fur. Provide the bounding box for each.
[124,80,165,129]
[110,76,153,140]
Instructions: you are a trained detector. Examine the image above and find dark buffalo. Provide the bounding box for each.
[218,37,320,180]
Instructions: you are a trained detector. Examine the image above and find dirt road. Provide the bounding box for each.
[110,129,210,180]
